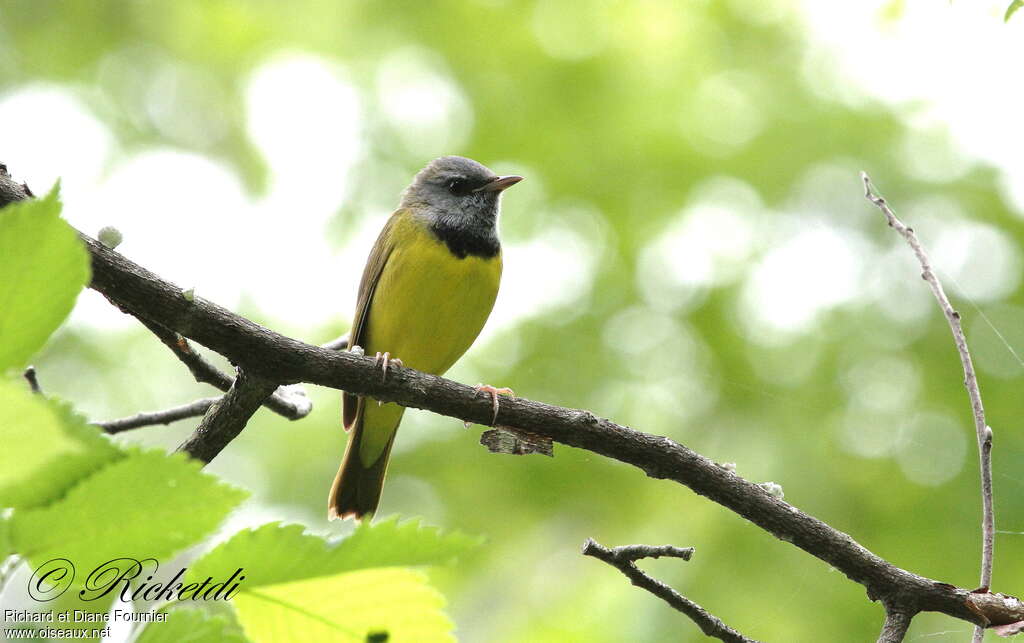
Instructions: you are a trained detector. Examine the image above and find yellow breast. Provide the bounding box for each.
[363,214,502,376]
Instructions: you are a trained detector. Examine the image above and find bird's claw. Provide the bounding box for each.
[474,384,515,425]
[373,352,403,382]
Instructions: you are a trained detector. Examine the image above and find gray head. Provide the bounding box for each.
[401,155,523,258]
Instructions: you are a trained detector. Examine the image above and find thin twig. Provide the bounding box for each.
[135,315,311,421]
[582,539,757,643]
[861,173,995,643]
[23,366,42,394]
[322,333,349,351]
[95,397,221,433]
[876,607,913,643]
[20,363,210,435]
[592,542,695,562]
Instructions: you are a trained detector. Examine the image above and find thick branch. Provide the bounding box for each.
[72,231,1022,628]
[175,369,279,463]
[1,166,1019,631]
[582,539,755,643]
[876,607,913,643]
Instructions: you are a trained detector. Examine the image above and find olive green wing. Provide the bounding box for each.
[342,210,403,429]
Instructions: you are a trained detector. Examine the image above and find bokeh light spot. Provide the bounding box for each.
[376,47,474,157]
[897,413,967,486]
[740,226,868,342]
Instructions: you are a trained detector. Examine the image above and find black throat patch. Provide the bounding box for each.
[430,220,501,259]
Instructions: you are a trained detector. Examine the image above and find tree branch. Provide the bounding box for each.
[585,542,695,563]
[71,228,1024,629]
[134,315,311,420]
[2,165,1020,632]
[322,333,349,351]
[582,539,756,643]
[175,368,279,463]
[876,607,913,643]
[23,366,42,395]
[861,173,996,642]
[96,397,221,433]
[0,163,31,205]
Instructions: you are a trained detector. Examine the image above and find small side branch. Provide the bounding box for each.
[582,538,758,643]
[862,173,995,642]
[23,366,42,394]
[322,333,349,351]
[589,542,695,563]
[175,368,279,463]
[97,397,220,433]
[876,607,914,643]
[136,316,311,421]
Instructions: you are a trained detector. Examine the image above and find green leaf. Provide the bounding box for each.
[28,588,119,642]
[186,516,480,588]
[136,607,249,643]
[187,522,334,589]
[0,381,122,509]
[0,185,90,370]
[9,449,247,575]
[337,516,484,571]
[182,518,476,641]
[1006,0,1023,21]
[234,568,452,643]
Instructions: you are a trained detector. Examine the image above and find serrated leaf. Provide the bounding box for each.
[186,517,480,588]
[9,449,247,576]
[334,516,483,573]
[235,568,452,643]
[136,607,249,643]
[0,381,122,509]
[187,523,334,588]
[1006,0,1023,21]
[0,185,90,370]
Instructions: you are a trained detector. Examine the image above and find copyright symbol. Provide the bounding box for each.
[28,558,75,601]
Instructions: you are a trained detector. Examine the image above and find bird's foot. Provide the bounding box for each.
[474,384,515,425]
[350,344,365,356]
[373,352,403,406]
[374,352,401,380]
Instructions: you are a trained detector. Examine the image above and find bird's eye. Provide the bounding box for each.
[447,178,470,195]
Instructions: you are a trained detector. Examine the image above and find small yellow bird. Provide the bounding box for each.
[329,156,522,520]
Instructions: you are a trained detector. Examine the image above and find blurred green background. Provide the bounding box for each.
[3,0,1024,640]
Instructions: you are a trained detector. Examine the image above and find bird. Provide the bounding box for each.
[328,155,523,520]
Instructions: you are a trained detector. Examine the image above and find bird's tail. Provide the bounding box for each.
[328,400,398,521]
